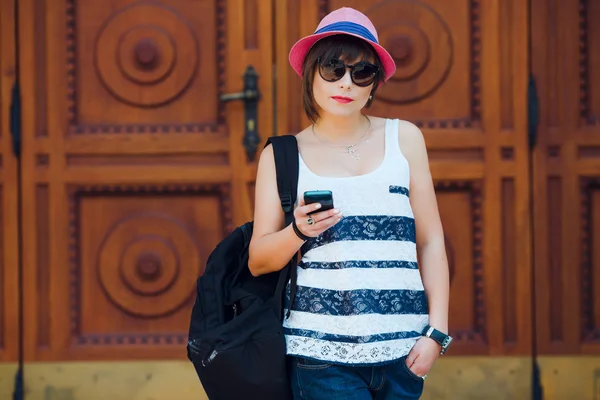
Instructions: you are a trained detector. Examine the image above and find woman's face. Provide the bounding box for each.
[311,56,374,119]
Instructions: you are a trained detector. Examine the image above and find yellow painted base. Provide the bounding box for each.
[538,356,600,400]
[24,361,207,400]
[0,363,18,399]
[421,356,531,400]
[16,356,600,399]
[20,357,535,400]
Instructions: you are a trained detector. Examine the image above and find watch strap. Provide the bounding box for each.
[422,325,452,354]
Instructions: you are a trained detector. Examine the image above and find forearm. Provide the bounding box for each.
[419,239,450,332]
[248,223,305,276]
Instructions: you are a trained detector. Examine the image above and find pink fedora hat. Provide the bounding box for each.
[289,7,396,82]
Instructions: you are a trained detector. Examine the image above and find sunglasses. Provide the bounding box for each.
[317,57,379,87]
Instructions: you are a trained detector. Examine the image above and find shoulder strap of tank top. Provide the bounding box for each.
[384,118,401,159]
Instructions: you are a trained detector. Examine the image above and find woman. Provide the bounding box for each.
[249,7,450,400]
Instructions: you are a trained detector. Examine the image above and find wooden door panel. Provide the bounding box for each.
[0,0,18,363]
[19,0,273,361]
[277,0,531,356]
[532,0,600,355]
[75,1,220,131]
[68,186,230,357]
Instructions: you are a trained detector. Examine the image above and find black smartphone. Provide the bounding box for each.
[304,190,334,214]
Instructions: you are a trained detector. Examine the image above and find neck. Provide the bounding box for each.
[313,113,368,143]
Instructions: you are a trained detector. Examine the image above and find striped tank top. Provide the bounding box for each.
[283,118,429,366]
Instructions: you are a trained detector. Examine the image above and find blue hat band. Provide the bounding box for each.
[314,21,378,44]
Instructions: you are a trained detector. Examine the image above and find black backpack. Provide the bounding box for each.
[187,135,299,400]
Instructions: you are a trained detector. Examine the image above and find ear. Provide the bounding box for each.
[365,91,375,108]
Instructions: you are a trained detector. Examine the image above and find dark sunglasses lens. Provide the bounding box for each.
[352,63,378,86]
[320,59,345,81]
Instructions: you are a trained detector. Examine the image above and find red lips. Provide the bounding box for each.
[331,96,353,104]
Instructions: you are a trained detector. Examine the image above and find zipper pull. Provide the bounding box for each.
[202,350,219,367]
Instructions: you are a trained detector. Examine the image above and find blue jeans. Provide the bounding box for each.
[290,355,424,399]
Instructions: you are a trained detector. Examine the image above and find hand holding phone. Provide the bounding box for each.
[304,190,334,215]
[291,190,342,241]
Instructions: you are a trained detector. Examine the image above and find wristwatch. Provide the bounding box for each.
[422,325,453,355]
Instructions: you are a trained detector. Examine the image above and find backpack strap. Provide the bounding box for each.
[263,135,299,320]
[264,135,299,224]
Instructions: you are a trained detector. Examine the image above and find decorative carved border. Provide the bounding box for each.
[469,0,482,124]
[66,0,76,126]
[70,123,221,135]
[580,177,598,341]
[435,180,486,344]
[75,333,188,346]
[579,0,598,126]
[319,1,482,129]
[67,183,233,346]
[65,0,227,134]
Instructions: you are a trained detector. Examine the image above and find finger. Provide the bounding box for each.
[305,213,336,231]
[309,208,341,222]
[406,354,417,367]
[311,213,342,233]
[411,361,429,378]
[298,202,322,216]
[329,213,343,227]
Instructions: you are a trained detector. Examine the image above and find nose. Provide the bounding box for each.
[338,67,353,89]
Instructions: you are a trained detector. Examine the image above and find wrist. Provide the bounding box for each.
[423,336,442,350]
[422,324,453,355]
[290,220,310,242]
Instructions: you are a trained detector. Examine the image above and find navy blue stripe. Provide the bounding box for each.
[283,328,421,344]
[286,286,428,316]
[301,215,415,253]
[389,185,409,197]
[299,260,418,270]
[314,22,378,43]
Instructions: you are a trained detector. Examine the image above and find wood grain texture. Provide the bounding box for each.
[532,0,600,355]
[0,0,19,363]
[18,0,274,361]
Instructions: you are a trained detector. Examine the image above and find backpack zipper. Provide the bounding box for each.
[202,350,219,367]
[189,340,219,367]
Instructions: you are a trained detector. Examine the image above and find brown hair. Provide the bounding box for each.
[301,34,384,123]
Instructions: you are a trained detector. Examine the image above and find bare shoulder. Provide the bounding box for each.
[397,119,425,147]
[258,140,274,164]
[396,119,427,162]
[255,140,277,184]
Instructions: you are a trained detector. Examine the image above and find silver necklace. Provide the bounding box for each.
[311,116,371,161]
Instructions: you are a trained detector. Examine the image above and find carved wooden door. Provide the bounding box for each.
[17,0,273,395]
[277,1,532,398]
[0,0,19,379]
[11,0,599,398]
[532,0,600,398]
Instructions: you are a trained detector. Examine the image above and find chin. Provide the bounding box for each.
[318,102,366,118]
[331,107,363,118]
